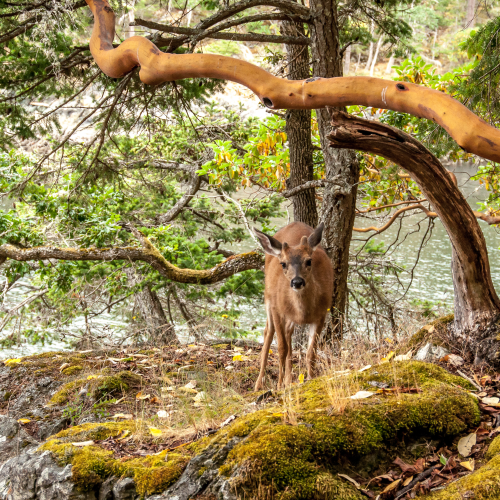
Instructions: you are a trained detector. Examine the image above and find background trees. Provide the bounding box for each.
[2,0,500,354]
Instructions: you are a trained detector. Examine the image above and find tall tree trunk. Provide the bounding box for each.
[328,111,500,365]
[281,20,318,228]
[385,54,395,75]
[364,21,375,71]
[309,0,360,344]
[343,44,351,75]
[466,0,476,27]
[369,35,383,77]
[125,267,177,345]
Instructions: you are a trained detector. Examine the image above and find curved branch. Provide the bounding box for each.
[157,173,202,224]
[85,0,500,163]
[0,231,264,285]
[327,110,500,330]
[353,204,437,233]
[356,199,427,213]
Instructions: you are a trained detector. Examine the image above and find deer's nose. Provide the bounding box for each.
[291,277,305,289]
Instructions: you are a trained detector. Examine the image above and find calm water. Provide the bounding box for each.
[1,162,499,357]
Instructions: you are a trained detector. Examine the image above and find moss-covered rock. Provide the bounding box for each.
[39,422,189,496]
[423,455,500,499]
[486,435,500,461]
[408,314,454,349]
[190,361,479,500]
[61,365,83,376]
[48,370,142,405]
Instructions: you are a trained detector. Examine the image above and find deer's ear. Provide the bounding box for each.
[253,228,282,256]
[308,222,324,251]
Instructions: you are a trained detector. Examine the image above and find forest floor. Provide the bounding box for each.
[1,317,500,498]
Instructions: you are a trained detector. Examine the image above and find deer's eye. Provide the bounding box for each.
[306,259,312,267]
[281,262,287,269]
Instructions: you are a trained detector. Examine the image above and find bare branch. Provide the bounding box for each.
[136,18,310,46]
[0,288,48,332]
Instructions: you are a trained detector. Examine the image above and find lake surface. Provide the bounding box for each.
[1,161,499,358]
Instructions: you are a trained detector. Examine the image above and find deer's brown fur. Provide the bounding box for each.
[254,222,333,390]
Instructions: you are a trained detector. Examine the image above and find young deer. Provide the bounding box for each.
[253,222,333,390]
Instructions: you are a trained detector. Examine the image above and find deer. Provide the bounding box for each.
[253,222,333,391]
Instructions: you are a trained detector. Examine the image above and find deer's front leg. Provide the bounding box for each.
[306,318,325,380]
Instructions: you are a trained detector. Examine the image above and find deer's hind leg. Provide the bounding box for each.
[283,320,294,386]
[306,317,325,380]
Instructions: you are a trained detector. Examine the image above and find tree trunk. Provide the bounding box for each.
[466,0,476,28]
[369,35,383,77]
[281,19,318,228]
[309,0,360,344]
[343,44,351,75]
[385,54,394,75]
[327,111,500,363]
[364,21,375,71]
[125,267,177,345]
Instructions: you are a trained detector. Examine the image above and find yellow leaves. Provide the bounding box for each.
[149,427,162,437]
[298,373,305,384]
[136,392,151,400]
[87,375,102,380]
[17,418,31,424]
[460,459,475,472]
[380,351,395,363]
[4,359,21,366]
[233,354,251,362]
[116,430,132,441]
[272,412,284,418]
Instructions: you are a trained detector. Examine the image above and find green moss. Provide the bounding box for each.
[198,362,479,500]
[408,314,454,349]
[486,435,500,461]
[62,365,83,376]
[423,455,500,499]
[48,370,142,405]
[48,378,87,405]
[39,426,189,496]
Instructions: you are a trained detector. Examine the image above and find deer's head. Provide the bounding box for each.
[254,223,324,291]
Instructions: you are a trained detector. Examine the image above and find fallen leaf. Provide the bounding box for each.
[221,415,236,427]
[59,363,70,372]
[71,440,95,447]
[178,387,198,394]
[350,391,377,400]
[381,479,401,494]
[272,413,284,417]
[112,413,133,419]
[233,347,244,352]
[423,324,435,333]
[269,349,273,354]
[482,397,500,405]
[17,418,30,424]
[150,397,160,404]
[458,433,477,457]
[193,391,207,402]
[149,427,162,437]
[157,410,169,418]
[384,337,393,344]
[4,359,21,366]
[136,392,151,400]
[403,476,414,486]
[338,474,360,489]
[232,354,243,361]
[358,365,372,372]
[460,459,475,472]
[380,351,395,363]
[225,365,234,371]
[116,430,131,441]
[298,374,305,384]
[478,391,488,397]
[394,350,413,362]
[184,380,198,389]
[87,375,102,380]
[440,454,448,465]
[440,354,465,367]
[393,457,416,474]
[480,375,492,386]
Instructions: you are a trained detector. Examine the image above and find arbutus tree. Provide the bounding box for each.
[81,0,500,358]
